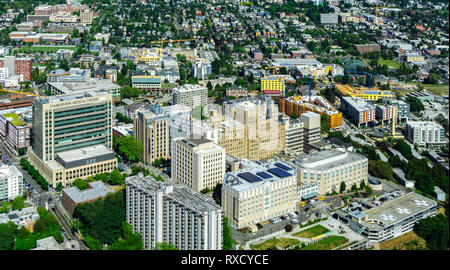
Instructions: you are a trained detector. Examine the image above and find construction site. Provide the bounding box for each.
[279,95,343,130]
[334,84,395,101]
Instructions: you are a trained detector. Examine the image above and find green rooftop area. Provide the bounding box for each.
[292,224,330,238]
[2,113,24,126]
[298,235,348,250]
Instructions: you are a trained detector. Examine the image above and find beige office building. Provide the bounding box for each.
[222,160,297,229]
[171,138,225,192]
[213,98,285,161]
[290,149,368,195]
[80,9,93,25]
[134,110,170,165]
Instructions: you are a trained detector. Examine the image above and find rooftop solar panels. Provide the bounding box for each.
[274,162,293,171]
[267,168,292,178]
[237,172,263,183]
[256,171,273,179]
[364,91,381,95]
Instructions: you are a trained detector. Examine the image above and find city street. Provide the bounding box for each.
[0,140,86,249]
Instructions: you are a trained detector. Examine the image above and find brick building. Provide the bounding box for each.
[0,56,32,81]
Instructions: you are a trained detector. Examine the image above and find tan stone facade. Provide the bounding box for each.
[27,147,117,187]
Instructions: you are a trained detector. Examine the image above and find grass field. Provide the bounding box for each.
[298,236,348,250]
[379,231,428,250]
[292,225,330,238]
[408,82,449,96]
[377,59,401,69]
[18,46,76,53]
[250,238,301,250]
[421,84,449,96]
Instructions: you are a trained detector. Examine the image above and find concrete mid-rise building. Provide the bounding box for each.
[336,192,437,243]
[134,110,170,165]
[290,148,368,195]
[46,79,121,103]
[80,9,93,26]
[341,97,376,128]
[28,90,117,187]
[375,104,397,125]
[406,121,446,149]
[171,138,225,192]
[281,117,304,155]
[0,165,23,201]
[172,84,208,119]
[222,160,298,229]
[0,113,30,150]
[125,175,223,250]
[46,68,90,83]
[301,112,321,152]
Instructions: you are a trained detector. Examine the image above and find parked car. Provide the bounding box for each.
[291,219,299,225]
[289,212,297,219]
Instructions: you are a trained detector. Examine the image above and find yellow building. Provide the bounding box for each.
[335,84,395,101]
[261,76,285,95]
[279,96,343,130]
[139,50,160,63]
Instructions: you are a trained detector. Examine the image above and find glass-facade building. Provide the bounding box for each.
[32,90,113,162]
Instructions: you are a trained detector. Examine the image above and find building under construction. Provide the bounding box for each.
[335,84,395,101]
[279,95,342,130]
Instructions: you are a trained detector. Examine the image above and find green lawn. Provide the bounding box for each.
[298,236,348,250]
[250,238,301,250]
[421,84,449,96]
[377,59,401,69]
[292,225,330,238]
[18,46,76,53]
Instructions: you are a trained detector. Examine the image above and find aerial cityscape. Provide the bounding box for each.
[0,0,448,253]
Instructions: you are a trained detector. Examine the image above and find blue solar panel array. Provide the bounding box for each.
[238,172,263,183]
[267,168,292,178]
[256,171,273,179]
[274,162,293,171]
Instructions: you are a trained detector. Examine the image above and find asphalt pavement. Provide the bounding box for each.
[0,140,86,250]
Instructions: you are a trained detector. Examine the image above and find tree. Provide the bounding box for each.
[369,160,394,181]
[0,202,9,214]
[73,178,89,191]
[285,224,293,232]
[110,168,124,185]
[12,196,25,210]
[414,214,449,250]
[17,226,30,239]
[33,219,48,233]
[108,222,143,250]
[73,190,125,246]
[59,60,70,71]
[115,112,133,124]
[213,184,222,205]
[0,222,18,250]
[114,136,143,163]
[393,140,413,159]
[365,185,373,196]
[55,182,63,192]
[155,242,178,250]
[406,96,425,112]
[222,217,233,250]
[95,173,108,183]
[340,182,347,193]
